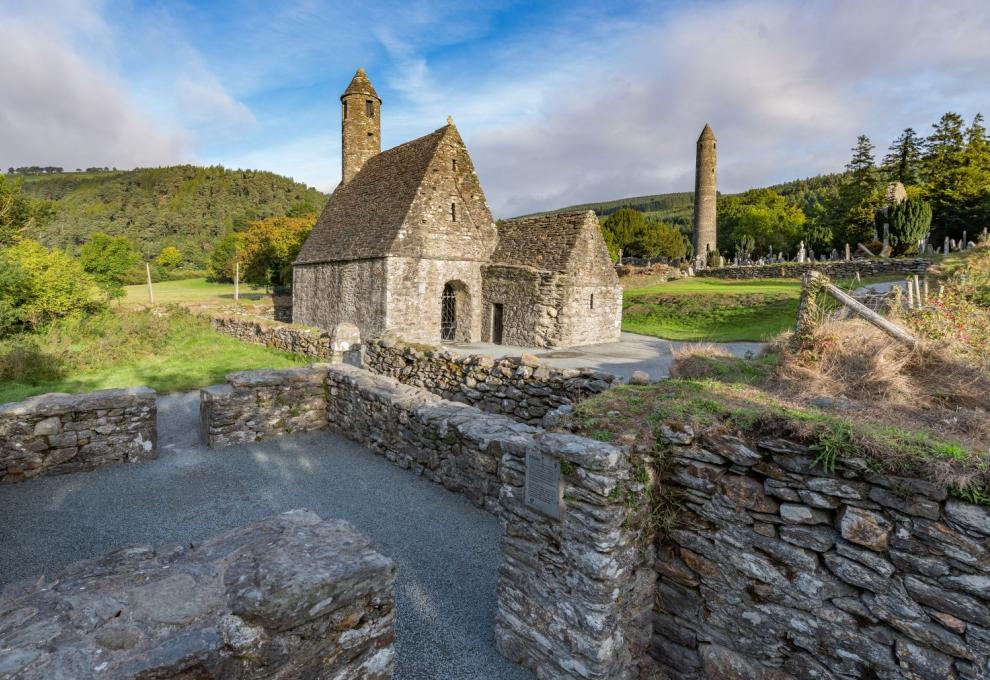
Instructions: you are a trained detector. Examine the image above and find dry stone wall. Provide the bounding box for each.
[649,425,990,680]
[200,366,329,447]
[363,338,620,425]
[0,387,156,484]
[702,257,930,280]
[0,510,396,679]
[211,314,336,359]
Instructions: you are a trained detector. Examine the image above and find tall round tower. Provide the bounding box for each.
[692,123,717,263]
[340,68,381,185]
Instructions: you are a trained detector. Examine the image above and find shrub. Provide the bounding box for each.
[79,232,140,299]
[0,240,102,331]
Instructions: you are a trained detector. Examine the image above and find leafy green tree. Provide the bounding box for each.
[875,197,932,255]
[207,232,242,282]
[629,219,688,259]
[155,246,182,270]
[0,175,53,246]
[79,233,140,299]
[239,215,315,287]
[601,208,645,255]
[0,240,102,329]
[882,128,923,185]
[716,189,805,254]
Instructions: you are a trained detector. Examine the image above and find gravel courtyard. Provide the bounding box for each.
[0,392,533,680]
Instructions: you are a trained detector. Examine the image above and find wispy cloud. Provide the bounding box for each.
[0,7,188,170]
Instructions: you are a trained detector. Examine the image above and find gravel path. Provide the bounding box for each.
[451,331,767,380]
[0,392,533,680]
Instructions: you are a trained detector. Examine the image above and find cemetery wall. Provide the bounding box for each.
[0,510,396,679]
[647,423,990,679]
[703,258,930,280]
[363,338,620,425]
[0,387,156,483]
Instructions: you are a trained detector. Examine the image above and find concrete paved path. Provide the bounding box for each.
[0,392,533,680]
[450,331,766,380]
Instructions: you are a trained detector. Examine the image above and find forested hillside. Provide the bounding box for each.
[526,192,696,228]
[19,166,326,267]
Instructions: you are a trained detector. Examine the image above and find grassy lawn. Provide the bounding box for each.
[123,277,269,306]
[622,277,801,342]
[0,309,308,404]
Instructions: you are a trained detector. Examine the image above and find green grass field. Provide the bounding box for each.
[622,277,802,341]
[0,309,308,404]
[123,277,269,305]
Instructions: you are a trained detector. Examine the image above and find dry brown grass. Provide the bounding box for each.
[770,319,990,450]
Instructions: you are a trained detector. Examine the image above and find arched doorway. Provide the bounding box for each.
[441,283,457,342]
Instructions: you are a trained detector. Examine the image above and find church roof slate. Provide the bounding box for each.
[492,210,605,274]
[294,126,449,265]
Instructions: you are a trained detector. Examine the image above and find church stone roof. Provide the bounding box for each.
[295,126,450,265]
[342,68,380,101]
[492,210,615,281]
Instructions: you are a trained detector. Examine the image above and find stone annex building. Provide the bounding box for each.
[293,68,622,348]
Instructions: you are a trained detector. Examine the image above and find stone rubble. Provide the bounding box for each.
[0,510,396,679]
[0,387,156,484]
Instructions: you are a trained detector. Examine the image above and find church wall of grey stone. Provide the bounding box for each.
[293,259,388,339]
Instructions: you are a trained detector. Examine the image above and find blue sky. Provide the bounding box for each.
[2,0,989,216]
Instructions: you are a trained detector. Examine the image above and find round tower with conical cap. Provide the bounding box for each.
[692,123,717,263]
[340,68,381,184]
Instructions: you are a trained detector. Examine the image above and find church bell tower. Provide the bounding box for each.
[340,68,381,185]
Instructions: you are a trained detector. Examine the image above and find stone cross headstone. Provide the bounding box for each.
[944,236,950,255]
[845,243,851,261]
[797,241,806,263]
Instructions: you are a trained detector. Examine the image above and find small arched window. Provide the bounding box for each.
[365,100,374,117]
[590,293,595,309]
[452,158,457,171]
[451,202,457,221]
[343,101,348,119]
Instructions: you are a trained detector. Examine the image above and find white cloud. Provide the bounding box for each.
[176,76,258,129]
[451,0,990,216]
[0,14,188,170]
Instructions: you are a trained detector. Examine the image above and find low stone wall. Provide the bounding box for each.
[211,314,334,359]
[0,510,396,679]
[702,257,930,280]
[0,387,156,484]
[650,426,990,679]
[363,338,620,425]
[200,366,329,447]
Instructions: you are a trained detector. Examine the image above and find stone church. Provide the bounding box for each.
[293,68,621,348]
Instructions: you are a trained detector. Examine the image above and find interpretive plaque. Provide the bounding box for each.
[525,449,562,519]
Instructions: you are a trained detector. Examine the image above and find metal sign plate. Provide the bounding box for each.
[525,450,562,519]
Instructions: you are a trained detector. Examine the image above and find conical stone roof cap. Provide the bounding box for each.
[342,67,380,101]
[698,123,716,141]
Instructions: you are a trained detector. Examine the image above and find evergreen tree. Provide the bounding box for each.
[875,197,932,255]
[881,128,923,185]
[824,136,884,247]
[924,113,990,242]
[923,112,966,182]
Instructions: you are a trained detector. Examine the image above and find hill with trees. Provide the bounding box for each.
[16,166,326,268]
